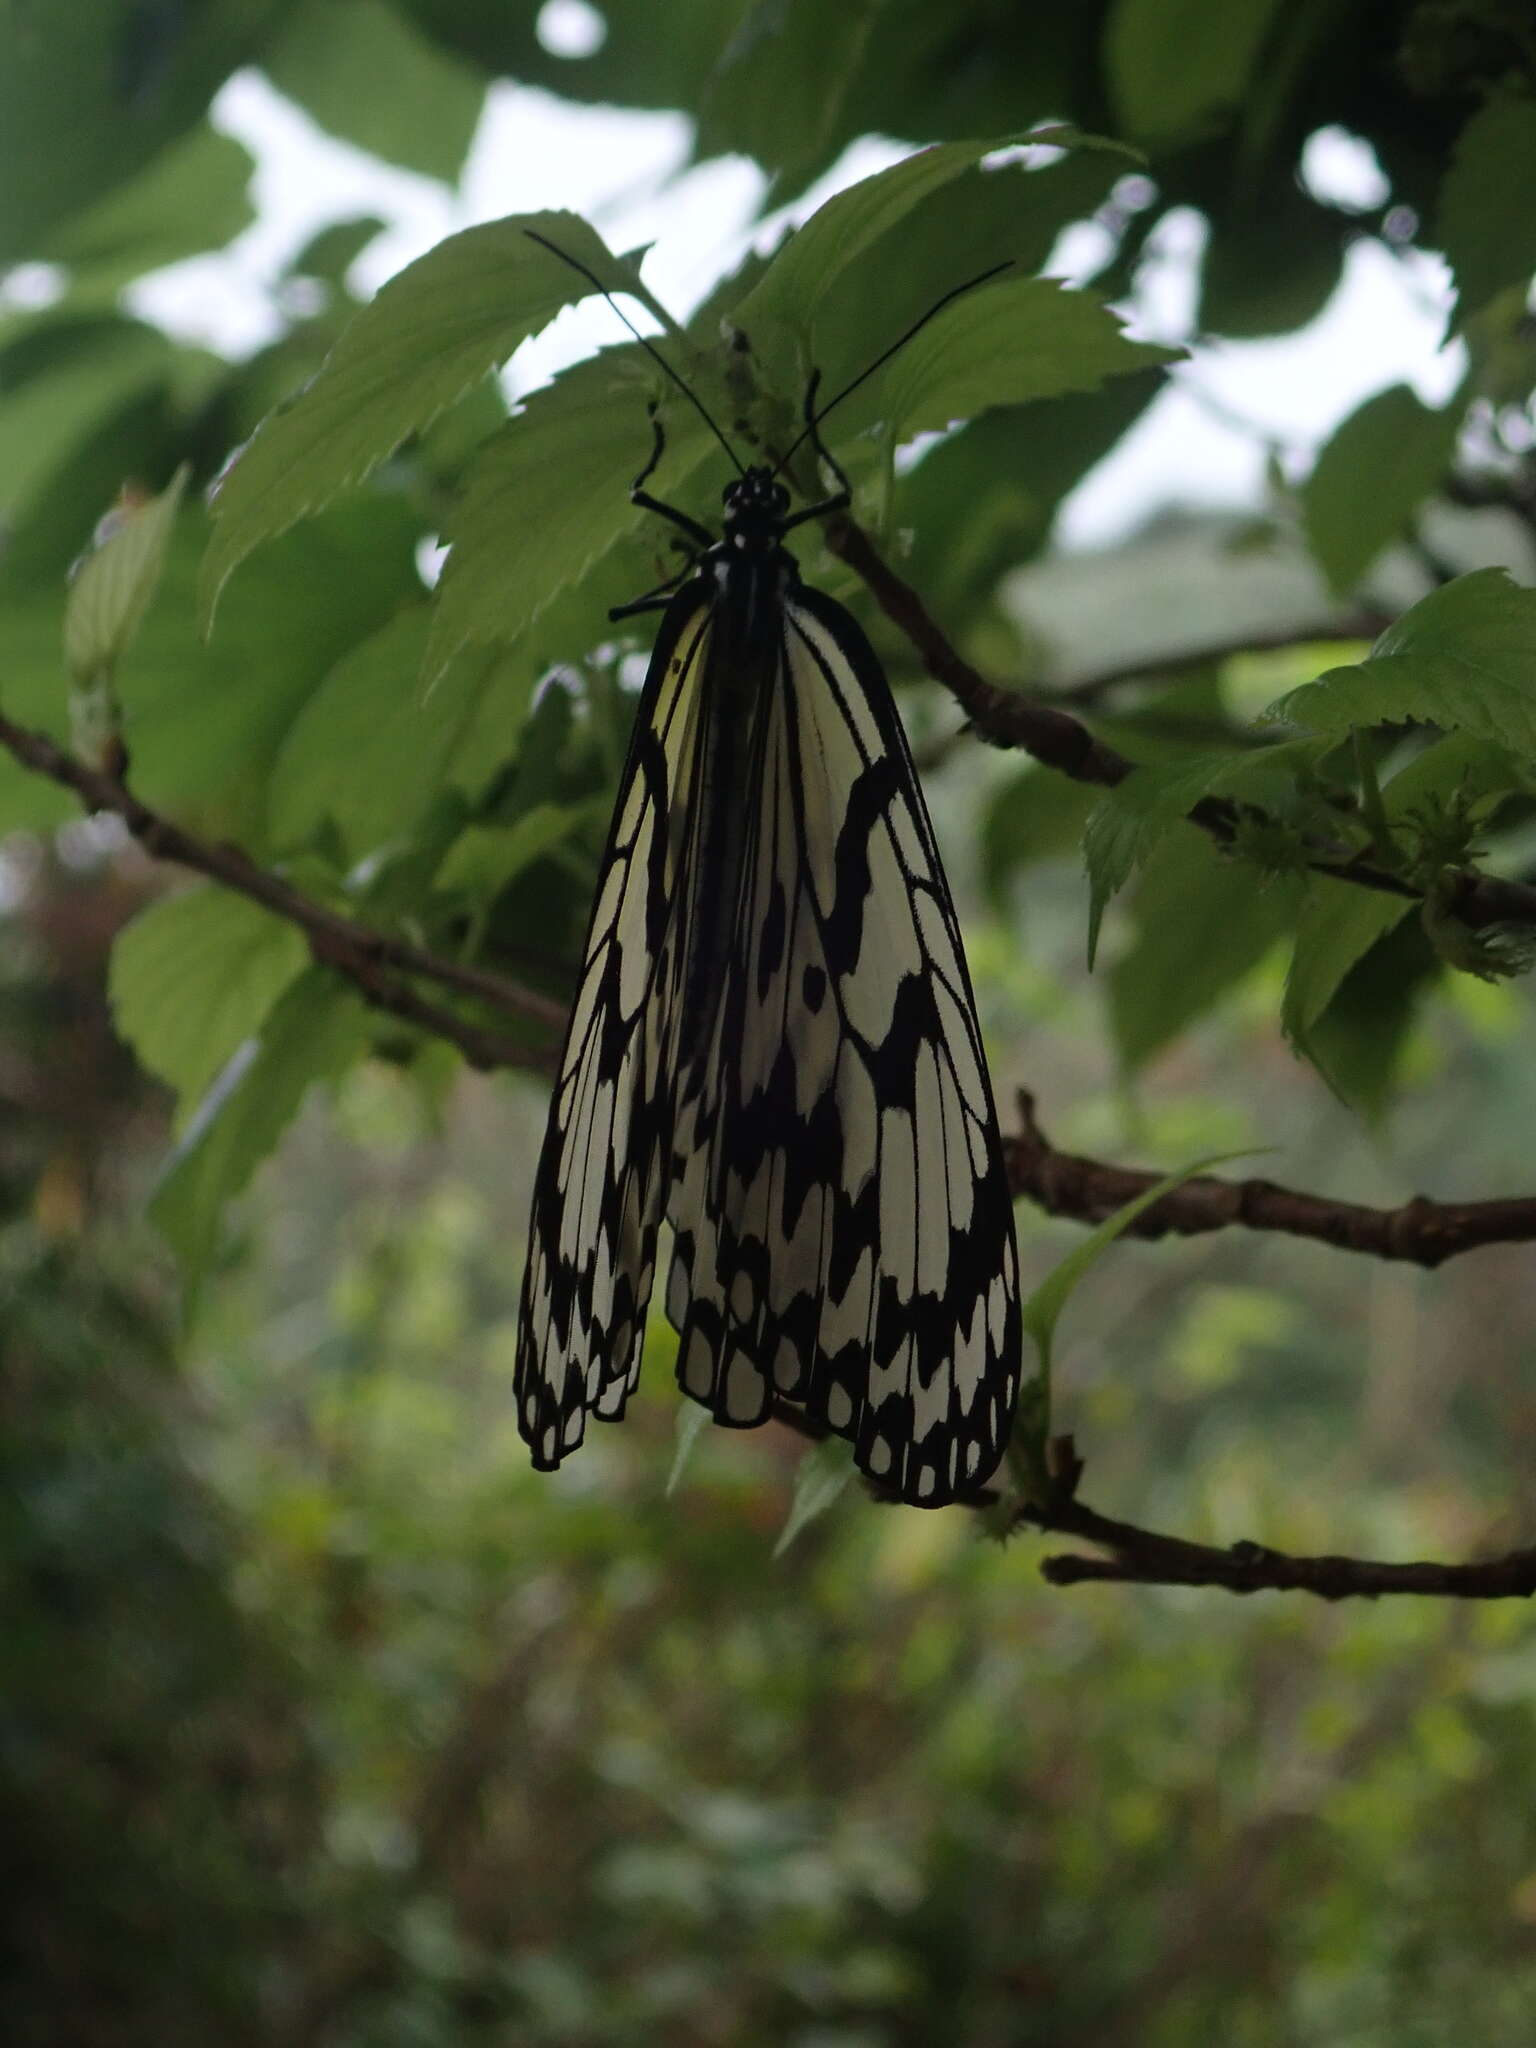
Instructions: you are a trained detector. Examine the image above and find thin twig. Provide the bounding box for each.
[0,709,560,1073]
[1047,607,1393,705]
[1019,1488,1536,1601]
[1006,1088,1536,1268]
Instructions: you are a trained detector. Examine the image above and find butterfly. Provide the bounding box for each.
[514,236,1021,1506]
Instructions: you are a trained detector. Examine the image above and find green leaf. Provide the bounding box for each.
[1107,830,1302,1071]
[1082,739,1327,966]
[869,276,1178,442]
[64,465,189,683]
[665,1401,713,1496]
[0,0,279,262]
[265,0,487,185]
[1198,182,1344,339]
[1301,384,1464,596]
[267,610,537,855]
[426,351,714,672]
[1105,0,1283,145]
[0,584,79,830]
[151,970,372,1309]
[109,887,309,1123]
[42,123,256,290]
[773,1440,856,1555]
[436,800,609,897]
[1435,96,1536,325]
[285,216,388,290]
[902,371,1163,611]
[0,323,170,524]
[200,209,636,622]
[1301,913,1439,1116]
[123,498,426,852]
[736,134,1038,336]
[1273,570,1536,757]
[1282,878,1416,1049]
[1285,730,1520,1053]
[697,0,879,189]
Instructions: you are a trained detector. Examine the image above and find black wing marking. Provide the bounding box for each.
[662,588,1021,1506]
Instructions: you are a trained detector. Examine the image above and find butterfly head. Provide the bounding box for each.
[721,467,791,543]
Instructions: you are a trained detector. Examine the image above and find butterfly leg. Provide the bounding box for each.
[780,370,853,531]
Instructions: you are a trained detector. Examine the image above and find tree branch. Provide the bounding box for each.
[824,513,1536,933]
[1006,1088,1536,1268]
[1020,1486,1536,1601]
[0,708,560,1074]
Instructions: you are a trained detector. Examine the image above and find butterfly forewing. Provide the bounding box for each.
[516,481,1021,1506]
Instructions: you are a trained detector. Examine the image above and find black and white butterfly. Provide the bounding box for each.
[514,241,1021,1506]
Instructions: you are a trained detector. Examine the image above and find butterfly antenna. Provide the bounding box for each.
[523,229,745,476]
[775,259,1013,477]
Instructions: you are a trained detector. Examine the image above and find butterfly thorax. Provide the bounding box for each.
[674,473,799,1080]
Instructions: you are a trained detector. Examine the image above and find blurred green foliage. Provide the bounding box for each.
[8,0,1536,2039]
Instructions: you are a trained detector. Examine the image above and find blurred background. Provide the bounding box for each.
[7,3,1536,2042]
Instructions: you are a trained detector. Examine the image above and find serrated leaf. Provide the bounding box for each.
[1106,0,1283,144]
[1082,738,1326,965]
[1301,383,1463,596]
[773,1439,856,1555]
[1283,732,1524,1047]
[1273,570,1536,756]
[200,210,635,622]
[151,970,371,1309]
[109,886,309,1122]
[871,276,1178,441]
[64,464,188,682]
[1435,96,1536,326]
[265,0,486,185]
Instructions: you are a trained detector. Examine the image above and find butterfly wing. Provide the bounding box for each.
[514,586,713,1468]
[664,585,1021,1506]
